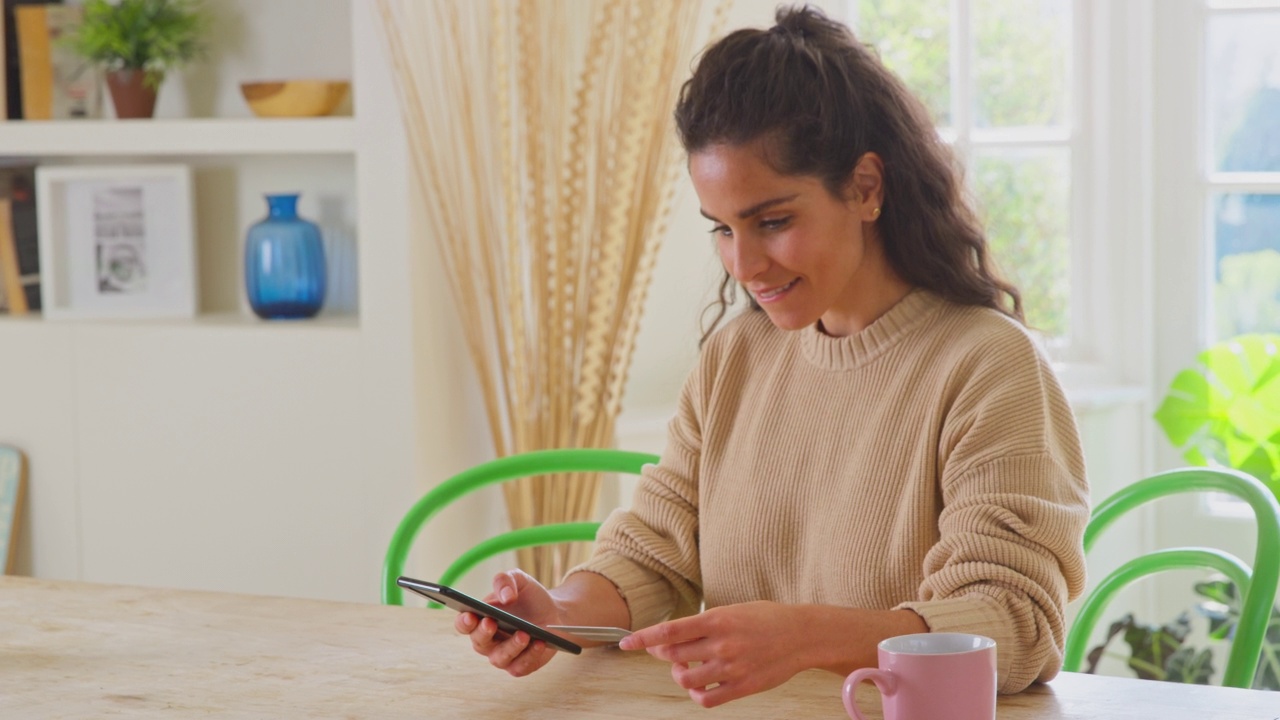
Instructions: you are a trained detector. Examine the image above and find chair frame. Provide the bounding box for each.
[1062,467,1280,688]
[382,448,660,606]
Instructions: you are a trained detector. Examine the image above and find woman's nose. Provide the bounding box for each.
[725,236,767,282]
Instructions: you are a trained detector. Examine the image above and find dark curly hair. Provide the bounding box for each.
[675,5,1023,344]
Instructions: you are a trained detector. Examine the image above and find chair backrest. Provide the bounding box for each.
[1062,467,1280,688]
[0,446,27,575]
[382,448,660,606]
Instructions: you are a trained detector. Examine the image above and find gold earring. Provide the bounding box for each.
[871,207,881,220]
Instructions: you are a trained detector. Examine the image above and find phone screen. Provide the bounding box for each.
[396,576,582,655]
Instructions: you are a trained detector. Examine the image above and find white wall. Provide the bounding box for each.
[4,0,1162,617]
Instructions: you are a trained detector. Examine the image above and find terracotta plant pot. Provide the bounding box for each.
[105,70,160,119]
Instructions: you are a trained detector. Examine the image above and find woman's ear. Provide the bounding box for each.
[848,152,885,221]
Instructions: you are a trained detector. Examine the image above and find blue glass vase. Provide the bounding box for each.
[244,193,327,319]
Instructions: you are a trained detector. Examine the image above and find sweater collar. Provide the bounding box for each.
[799,289,942,370]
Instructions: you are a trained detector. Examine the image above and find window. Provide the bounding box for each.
[850,0,1076,341]
[1205,2,1280,340]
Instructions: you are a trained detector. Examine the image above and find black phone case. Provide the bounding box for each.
[397,576,583,655]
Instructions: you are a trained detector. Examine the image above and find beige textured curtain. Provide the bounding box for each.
[377,0,728,583]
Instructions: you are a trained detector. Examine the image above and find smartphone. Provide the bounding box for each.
[396,576,582,655]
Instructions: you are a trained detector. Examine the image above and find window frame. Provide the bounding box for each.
[846,0,1153,399]
[1202,2,1280,342]
[1156,0,1280,518]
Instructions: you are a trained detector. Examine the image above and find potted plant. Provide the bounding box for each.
[1084,334,1280,689]
[64,0,210,119]
[1154,333,1280,498]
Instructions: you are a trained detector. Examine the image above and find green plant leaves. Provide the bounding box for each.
[1087,586,1280,690]
[1166,647,1216,684]
[1154,333,1280,494]
[64,0,209,81]
[1192,578,1280,690]
[1194,578,1239,640]
[1155,370,1214,447]
[1083,612,1215,683]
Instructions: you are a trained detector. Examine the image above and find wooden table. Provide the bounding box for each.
[1,577,1275,718]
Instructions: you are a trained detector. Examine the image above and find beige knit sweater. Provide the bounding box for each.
[574,290,1090,693]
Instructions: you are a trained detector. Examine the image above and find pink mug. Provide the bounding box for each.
[843,632,996,720]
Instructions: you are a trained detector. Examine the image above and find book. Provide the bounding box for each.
[0,0,6,120]
[3,0,60,120]
[0,198,22,311]
[0,165,39,313]
[14,2,96,120]
[0,198,7,308]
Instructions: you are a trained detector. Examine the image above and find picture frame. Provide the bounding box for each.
[35,164,197,319]
[0,446,26,575]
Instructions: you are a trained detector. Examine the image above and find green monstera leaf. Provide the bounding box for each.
[1154,334,1280,497]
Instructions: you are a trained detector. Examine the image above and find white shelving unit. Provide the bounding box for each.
[0,0,457,605]
[0,118,358,156]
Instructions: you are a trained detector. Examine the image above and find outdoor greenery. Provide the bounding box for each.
[1217,251,1280,343]
[972,151,1070,337]
[855,0,950,126]
[65,0,209,89]
[856,0,1072,336]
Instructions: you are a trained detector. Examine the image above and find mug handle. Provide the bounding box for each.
[843,668,898,720]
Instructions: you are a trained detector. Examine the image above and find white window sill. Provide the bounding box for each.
[1064,382,1149,413]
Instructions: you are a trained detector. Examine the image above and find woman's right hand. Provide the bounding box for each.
[454,569,564,677]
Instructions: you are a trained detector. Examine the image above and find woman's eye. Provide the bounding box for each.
[761,216,791,230]
[710,224,732,237]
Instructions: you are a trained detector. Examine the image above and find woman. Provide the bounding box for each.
[457,5,1089,708]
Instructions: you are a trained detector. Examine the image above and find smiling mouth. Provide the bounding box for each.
[756,278,799,301]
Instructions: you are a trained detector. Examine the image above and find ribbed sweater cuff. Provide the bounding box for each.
[567,554,674,630]
[896,595,1015,684]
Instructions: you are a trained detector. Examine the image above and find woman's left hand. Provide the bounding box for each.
[617,601,810,708]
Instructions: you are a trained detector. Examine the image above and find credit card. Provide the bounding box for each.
[547,625,633,643]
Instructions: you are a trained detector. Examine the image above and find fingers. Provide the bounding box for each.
[455,611,479,635]
[477,624,550,677]
[486,571,515,604]
[465,615,503,654]
[488,569,531,605]
[671,660,719,690]
[672,662,757,709]
[486,629,532,669]
[460,615,552,677]
[688,682,747,709]
[645,636,711,665]
[619,615,706,651]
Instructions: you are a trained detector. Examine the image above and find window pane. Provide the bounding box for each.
[1207,12,1280,172]
[972,0,1071,128]
[1213,193,1280,338]
[855,0,951,126]
[972,150,1071,336]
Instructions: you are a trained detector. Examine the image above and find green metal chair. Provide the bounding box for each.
[382,448,660,606]
[1062,467,1280,688]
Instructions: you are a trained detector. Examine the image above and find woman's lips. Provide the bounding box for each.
[755,278,799,303]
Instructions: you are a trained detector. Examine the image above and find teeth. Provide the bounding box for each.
[759,279,797,299]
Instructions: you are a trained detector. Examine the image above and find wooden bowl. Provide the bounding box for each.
[240,80,351,118]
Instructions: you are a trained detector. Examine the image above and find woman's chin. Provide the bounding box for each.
[761,308,817,332]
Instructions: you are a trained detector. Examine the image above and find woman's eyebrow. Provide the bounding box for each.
[699,194,800,223]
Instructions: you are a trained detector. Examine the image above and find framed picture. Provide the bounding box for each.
[35,164,197,319]
[0,446,26,575]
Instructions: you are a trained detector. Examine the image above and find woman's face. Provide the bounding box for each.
[689,142,895,336]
